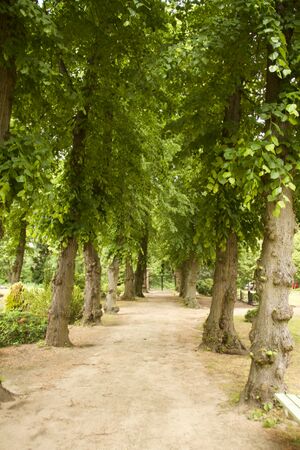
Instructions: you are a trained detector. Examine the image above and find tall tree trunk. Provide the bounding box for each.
[45,108,87,346]
[243,2,296,404]
[0,64,16,141]
[182,256,199,308]
[121,257,135,300]
[202,233,246,354]
[105,256,120,313]
[219,233,246,353]
[179,261,187,298]
[82,241,102,325]
[0,1,18,403]
[244,189,295,403]
[174,268,182,293]
[201,85,244,353]
[46,238,78,347]
[0,0,17,143]
[9,219,26,284]
[135,233,148,297]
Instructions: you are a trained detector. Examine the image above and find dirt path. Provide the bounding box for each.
[0,292,283,450]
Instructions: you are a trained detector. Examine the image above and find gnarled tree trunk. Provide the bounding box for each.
[46,238,78,347]
[121,257,135,300]
[182,256,199,308]
[135,233,148,298]
[105,256,120,313]
[243,188,295,404]
[244,3,296,403]
[202,233,246,354]
[9,219,26,284]
[82,241,102,325]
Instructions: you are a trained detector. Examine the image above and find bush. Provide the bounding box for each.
[0,311,47,347]
[22,285,51,317]
[5,283,84,324]
[5,283,26,311]
[245,307,258,323]
[69,285,83,323]
[196,277,213,296]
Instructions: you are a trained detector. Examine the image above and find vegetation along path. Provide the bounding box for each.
[0,292,283,450]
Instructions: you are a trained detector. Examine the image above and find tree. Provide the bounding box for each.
[43,0,169,345]
[0,0,56,401]
[243,0,300,404]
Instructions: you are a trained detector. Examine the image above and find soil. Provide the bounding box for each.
[0,292,287,450]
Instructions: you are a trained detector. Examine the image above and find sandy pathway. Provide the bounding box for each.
[0,292,282,449]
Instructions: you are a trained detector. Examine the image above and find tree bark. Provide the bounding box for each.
[243,188,295,404]
[82,241,102,325]
[105,256,120,313]
[179,261,187,298]
[202,233,246,354]
[135,233,148,297]
[0,0,17,143]
[175,268,182,293]
[9,219,26,284]
[45,238,78,347]
[121,257,135,300]
[182,256,199,308]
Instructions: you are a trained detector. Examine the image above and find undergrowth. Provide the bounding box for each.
[0,311,47,347]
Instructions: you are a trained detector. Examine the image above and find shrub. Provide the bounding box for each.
[22,285,51,317]
[5,283,84,323]
[0,311,47,347]
[5,283,26,311]
[245,307,258,323]
[69,285,83,323]
[196,277,213,296]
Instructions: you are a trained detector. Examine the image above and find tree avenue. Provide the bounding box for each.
[0,0,300,411]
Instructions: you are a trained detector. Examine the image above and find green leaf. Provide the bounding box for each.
[271,135,279,146]
[272,203,281,217]
[287,182,296,191]
[265,143,275,152]
[270,171,280,179]
[286,103,299,117]
[269,65,277,73]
